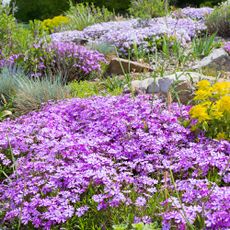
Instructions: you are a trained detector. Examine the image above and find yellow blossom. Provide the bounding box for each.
[194,89,212,101]
[212,82,230,97]
[216,95,230,113]
[190,104,210,122]
[197,80,211,90]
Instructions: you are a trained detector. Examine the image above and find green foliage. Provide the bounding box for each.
[191,33,220,59]
[0,3,17,56]
[13,0,69,22]
[0,4,44,58]
[174,0,222,7]
[128,0,168,19]
[65,2,114,31]
[76,0,131,13]
[88,42,116,56]
[68,80,100,98]
[206,4,230,38]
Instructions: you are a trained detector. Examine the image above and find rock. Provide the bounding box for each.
[193,48,230,72]
[129,72,215,104]
[131,78,160,94]
[107,58,154,75]
[72,38,88,45]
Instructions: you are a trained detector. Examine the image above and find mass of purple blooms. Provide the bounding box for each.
[50,41,106,79]
[1,41,106,79]
[0,50,21,69]
[51,15,208,55]
[224,42,230,54]
[172,7,213,21]
[0,95,229,229]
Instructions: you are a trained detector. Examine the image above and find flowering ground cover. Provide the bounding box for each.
[51,8,211,56]
[0,95,229,229]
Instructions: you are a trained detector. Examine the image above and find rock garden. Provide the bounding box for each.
[0,0,229,229]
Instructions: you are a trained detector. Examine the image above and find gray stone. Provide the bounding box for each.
[129,72,215,104]
[131,78,160,93]
[142,78,160,93]
[193,48,230,72]
[107,58,154,75]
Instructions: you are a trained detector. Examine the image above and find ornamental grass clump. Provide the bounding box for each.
[190,80,230,140]
[0,95,229,229]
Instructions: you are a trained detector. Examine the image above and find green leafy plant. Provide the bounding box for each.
[191,33,220,59]
[65,2,114,31]
[128,0,168,19]
[206,4,230,37]
[68,80,101,98]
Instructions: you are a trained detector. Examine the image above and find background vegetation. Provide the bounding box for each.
[12,0,223,22]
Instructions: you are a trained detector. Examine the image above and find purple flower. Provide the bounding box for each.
[76,206,89,217]
[135,197,147,207]
[0,95,229,229]
[224,42,230,54]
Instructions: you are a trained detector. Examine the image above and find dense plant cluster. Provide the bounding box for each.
[206,3,230,37]
[128,0,168,19]
[51,8,210,57]
[65,2,114,31]
[190,80,230,140]
[0,95,229,229]
[6,41,106,80]
[41,15,70,33]
[172,7,213,20]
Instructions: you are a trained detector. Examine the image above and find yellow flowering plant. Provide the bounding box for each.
[189,80,230,140]
[42,15,70,33]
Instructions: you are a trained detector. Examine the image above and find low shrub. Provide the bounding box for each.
[128,0,168,19]
[41,15,70,33]
[65,2,114,31]
[68,80,100,98]
[190,80,230,140]
[14,41,107,80]
[206,4,230,37]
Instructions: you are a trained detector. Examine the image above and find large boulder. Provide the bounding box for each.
[193,48,230,73]
[107,57,154,75]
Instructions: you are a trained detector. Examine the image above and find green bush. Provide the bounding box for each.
[129,0,168,18]
[68,80,100,98]
[76,0,131,13]
[13,0,69,22]
[206,4,230,38]
[65,2,114,31]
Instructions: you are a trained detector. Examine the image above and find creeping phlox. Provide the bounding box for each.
[224,42,230,54]
[0,95,229,229]
[190,80,230,140]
